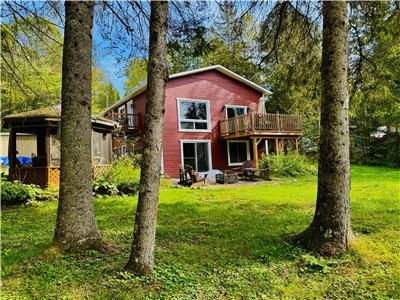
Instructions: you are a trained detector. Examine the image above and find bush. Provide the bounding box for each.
[260,153,317,178]
[93,156,171,196]
[105,156,141,187]
[93,178,119,196]
[1,180,57,206]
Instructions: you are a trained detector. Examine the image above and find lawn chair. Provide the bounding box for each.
[232,160,256,181]
[258,160,270,181]
[184,165,208,186]
[179,164,192,186]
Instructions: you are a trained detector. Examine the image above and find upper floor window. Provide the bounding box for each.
[177,98,211,132]
[226,105,247,119]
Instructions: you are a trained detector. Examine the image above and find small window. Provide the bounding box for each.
[227,140,250,166]
[226,105,247,119]
[177,99,210,132]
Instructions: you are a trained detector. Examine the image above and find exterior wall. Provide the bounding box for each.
[113,70,262,177]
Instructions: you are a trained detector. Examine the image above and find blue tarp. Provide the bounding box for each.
[0,156,32,166]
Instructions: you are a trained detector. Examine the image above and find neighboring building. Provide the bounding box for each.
[2,105,117,187]
[101,65,302,178]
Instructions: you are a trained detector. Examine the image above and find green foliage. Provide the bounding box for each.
[261,153,317,177]
[299,254,338,274]
[123,58,147,95]
[2,166,399,298]
[92,157,140,196]
[1,17,63,116]
[105,156,141,186]
[1,180,57,206]
[92,178,119,196]
[92,67,120,114]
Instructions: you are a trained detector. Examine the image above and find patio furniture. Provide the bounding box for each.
[179,164,192,186]
[216,170,239,184]
[179,164,208,186]
[185,165,208,185]
[232,160,256,181]
[258,160,270,181]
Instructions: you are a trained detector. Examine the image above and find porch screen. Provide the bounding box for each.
[228,141,248,164]
[92,132,112,165]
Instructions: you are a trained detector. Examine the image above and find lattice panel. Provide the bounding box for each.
[48,167,60,187]
[92,165,112,179]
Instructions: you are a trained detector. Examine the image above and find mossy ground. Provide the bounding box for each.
[2,166,399,299]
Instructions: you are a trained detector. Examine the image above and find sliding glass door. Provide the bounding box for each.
[181,141,211,172]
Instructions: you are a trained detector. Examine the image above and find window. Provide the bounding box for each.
[226,105,247,119]
[127,100,134,128]
[177,99,211,132]
[181,140,212,172]
[227,140,250,166]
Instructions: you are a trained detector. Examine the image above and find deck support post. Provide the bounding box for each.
[295,138,299,152]
[45,127,51,167]
[252,137,259,169]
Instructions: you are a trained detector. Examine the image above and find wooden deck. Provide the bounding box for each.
[110,112,139,132]
[219,112,302,139]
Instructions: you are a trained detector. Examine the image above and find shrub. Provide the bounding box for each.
[116,181,139,195]
[94,156,171,197]
[260,153,317,178]
[93,178,118,196]
[1,180,57,206]
[105,156,141,187]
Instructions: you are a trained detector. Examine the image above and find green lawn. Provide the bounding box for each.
[2,166,400,299]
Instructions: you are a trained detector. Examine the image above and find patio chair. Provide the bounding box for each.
[258,160,270,181]
[184,165,208,185]
[178,164,192,186]
[232,160,256,181]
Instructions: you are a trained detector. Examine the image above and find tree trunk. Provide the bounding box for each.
[297,1,351,256]
[125,1,168,276]
[54,1,101,251]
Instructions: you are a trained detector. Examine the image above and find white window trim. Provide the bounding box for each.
[225,105,248,119]
[118,105,125,114]
[227,140,250,166]
[160,148,164,174]
[180,139,212,172]
[177,98,211,132]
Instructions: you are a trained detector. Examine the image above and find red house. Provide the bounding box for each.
[100,65,302,178]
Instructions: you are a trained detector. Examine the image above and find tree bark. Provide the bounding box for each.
[125,1,168,276]
[54,1,101,251]
[297,1,351,256]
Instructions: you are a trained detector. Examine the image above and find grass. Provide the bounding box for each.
[2,166,400,299]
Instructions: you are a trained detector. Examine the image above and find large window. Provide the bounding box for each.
[177,99,211,132]
[181,140,211,172]
[227,140,250,166]
[226,105,247,119]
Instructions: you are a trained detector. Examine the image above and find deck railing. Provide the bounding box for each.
[110,112,138,130]
[219,112,302,136]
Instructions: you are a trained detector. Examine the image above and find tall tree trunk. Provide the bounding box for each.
[125,1,168,276]
[54,1,101,251]
[297,1,351,256]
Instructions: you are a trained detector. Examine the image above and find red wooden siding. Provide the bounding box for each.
[116,70,262,177]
